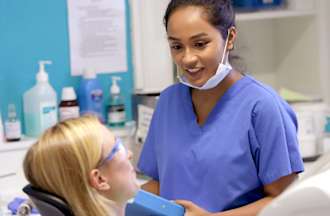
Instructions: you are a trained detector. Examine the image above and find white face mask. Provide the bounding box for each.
[177,31,232,90]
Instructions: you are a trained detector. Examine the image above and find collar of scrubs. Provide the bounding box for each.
[180,74,252,130]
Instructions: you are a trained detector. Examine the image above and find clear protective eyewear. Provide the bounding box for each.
[98,138,126,167]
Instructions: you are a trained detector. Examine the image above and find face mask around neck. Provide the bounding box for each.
[177,30,233,90]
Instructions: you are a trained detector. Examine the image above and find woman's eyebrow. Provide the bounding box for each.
[168,32,208,41]
[190,32,208,39]
[168,36,180,41]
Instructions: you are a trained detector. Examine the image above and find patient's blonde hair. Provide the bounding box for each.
[23,116,114,216]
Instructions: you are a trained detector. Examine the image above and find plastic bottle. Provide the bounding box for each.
[23,60,58,137]
[59,87,80,121]
[322,116,330,154]
[107,76,126,128]
[4,104,21,142]
[78,68,104,122]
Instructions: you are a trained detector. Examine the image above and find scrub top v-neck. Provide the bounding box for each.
[138,75,304,212]
[182,74,250,132]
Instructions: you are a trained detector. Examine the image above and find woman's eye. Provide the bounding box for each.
[170,44,182,51]
[194,41,208,48]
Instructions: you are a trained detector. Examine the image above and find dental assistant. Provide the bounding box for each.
[138,0,304,216]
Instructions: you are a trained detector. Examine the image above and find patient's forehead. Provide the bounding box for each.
[101,126,115,156]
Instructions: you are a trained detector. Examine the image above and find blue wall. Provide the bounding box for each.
[0,0,134,131]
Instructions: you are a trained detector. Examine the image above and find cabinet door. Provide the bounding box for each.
[0,150,29,196]
[129,0,174,94]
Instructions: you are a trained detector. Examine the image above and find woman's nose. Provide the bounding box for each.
[181,49,198,67]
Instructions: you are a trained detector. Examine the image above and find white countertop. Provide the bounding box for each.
[0,137,36,153]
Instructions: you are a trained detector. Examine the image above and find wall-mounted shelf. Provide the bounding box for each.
[233,0,330,103]
[0,137,36,152]
[236,9,315,21]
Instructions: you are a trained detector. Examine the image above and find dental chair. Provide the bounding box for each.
[258,153,330,216]
[22,184,74,216]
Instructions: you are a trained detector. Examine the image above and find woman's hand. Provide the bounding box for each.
[176,200,211,216]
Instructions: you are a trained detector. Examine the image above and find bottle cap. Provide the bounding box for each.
[37,60,52,82]
[8,104,17,119]
[110,76,121,94]
[83,68,96,79]
[61,87,77,101]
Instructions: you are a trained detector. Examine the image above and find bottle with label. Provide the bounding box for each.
[78,68,105,122]
[59,87,80,121]
[23,60,58,137]
[322,116,330,154]
[107,76,126,128]
[4,104,21,142]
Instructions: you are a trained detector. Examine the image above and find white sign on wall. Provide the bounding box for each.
[67,0,127,75]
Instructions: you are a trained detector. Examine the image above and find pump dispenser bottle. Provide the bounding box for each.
[23,60,58,137]
[107,76,126,128]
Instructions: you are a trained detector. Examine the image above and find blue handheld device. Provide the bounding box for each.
[125,190,185,216]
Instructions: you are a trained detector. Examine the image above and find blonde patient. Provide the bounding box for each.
[23,116,139,216]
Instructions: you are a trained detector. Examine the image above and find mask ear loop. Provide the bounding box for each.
[220,27,233,65]
[176,64,184,78]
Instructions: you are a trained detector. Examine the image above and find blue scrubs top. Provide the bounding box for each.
[138,75,304,213]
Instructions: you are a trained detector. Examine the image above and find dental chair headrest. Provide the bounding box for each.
[23,184,74,216]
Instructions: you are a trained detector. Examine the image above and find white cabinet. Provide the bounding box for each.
[233,0,330,103]
[0,138,35,194]
[129,0,174,94]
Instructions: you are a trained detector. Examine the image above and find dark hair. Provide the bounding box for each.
[164,0,235,40]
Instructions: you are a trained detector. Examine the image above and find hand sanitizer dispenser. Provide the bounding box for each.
[23,60,58,137]
[107,76,126,128]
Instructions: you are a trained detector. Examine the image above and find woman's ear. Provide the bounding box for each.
[227,27,237,51]
[89,169,111,191]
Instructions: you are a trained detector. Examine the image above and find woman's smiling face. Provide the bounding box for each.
[167,6,226,87]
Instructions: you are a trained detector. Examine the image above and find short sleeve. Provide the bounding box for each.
[137,102,161,181]
[250,97,304,185]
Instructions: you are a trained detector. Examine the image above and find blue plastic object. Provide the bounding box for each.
[233,0,283,10]
[7,197,39,214]
[324,117,330,133]
[77,71,105,123]
[125,190,185,216]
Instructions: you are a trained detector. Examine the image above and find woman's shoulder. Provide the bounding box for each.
[243,75,294,114]
[154,83,187,110]
[243,75,279,100]
[160,82,184,96]
[158,83,187,103]
[242,75,285,105]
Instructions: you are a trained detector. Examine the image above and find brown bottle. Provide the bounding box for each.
[59,87,80,121]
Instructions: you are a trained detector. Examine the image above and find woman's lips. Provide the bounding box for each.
[186,68,204,80]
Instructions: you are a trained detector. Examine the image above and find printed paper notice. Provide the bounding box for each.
[136,104,154,144]
[67,0,127,75]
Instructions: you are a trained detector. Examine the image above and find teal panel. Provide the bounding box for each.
[0,0,134,132]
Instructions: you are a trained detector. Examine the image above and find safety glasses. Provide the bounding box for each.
[98,138,126,167]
